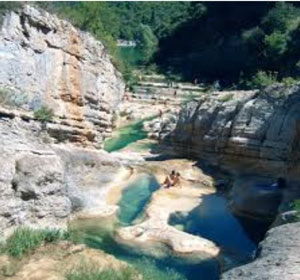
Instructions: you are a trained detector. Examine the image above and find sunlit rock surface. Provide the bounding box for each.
[0,5,125,237]
[170,85,300,179]
[0,5,124,146]
[117,159,220,257]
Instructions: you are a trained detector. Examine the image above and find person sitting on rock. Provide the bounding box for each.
[161,170,176,188]
[171,172,182,188]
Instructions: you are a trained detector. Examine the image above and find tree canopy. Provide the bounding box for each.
[4,2,300,87]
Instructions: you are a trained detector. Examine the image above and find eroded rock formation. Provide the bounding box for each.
[0,110,126,237]
[0,6,126,238]
[0,5,124,146]
[170,85,300,178]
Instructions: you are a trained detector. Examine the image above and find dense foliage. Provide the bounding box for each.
[157,2,300,86]
[3,2,300,87]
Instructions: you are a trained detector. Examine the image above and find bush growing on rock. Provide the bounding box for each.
[34,106,54,123]
[0,88,28,108]
[245,71,278,89]
[291,199,300,221]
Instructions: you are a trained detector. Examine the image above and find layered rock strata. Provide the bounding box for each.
[170,85,300,179]
[0,5,124,147]
[0,5,126,237]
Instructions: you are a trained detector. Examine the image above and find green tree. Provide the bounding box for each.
[264,32,289,57]
[137,24,158,65]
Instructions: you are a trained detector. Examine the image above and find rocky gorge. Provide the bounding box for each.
[0,4,299,280]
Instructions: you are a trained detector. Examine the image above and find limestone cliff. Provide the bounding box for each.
[0,5,124,146]
[0,6,126,238]
[170,85,300,179]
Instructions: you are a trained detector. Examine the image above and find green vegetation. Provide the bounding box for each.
[157,2,300,87]
[291,199,300,221]
[0,88,28,107]
[245,71,278,89]
[2,2,300,88]
[133,257,187,280]
[66,265,139,280]
[34,106,54,123]
[1,227,71,258]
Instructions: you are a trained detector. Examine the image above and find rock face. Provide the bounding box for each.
[0,109,126,237]
[222,222,300,280]
[0,5,127,238]
[170,85,300,179]
[0,5,124,146]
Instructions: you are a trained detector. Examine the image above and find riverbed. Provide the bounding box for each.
[70,121,271,280]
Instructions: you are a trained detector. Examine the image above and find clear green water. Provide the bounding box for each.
[104,118,156,152]
[117,174,160,225]
[70,175,270,280]
[118,47,144,66]
[71,175,219,280]
[71,217,219,280]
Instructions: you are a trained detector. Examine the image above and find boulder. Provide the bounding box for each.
[222,222,300,280]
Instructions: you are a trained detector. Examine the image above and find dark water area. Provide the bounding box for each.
[169,193,271,270]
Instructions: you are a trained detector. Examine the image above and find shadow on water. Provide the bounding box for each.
[169,193,272,271]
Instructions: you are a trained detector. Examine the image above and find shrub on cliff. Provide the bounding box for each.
[292,199,300,221]
[0,88,28,108]
[34,106,54,123]
[245,71,278,89]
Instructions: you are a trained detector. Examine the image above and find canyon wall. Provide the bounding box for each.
[0,6,125,238]
[0,5,124,146]
[170,85,300,179]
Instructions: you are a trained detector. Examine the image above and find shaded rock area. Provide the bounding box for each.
[0,5,124,147]
[222,222,300,280]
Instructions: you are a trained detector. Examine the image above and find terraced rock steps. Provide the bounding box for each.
[129,75,205,106]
